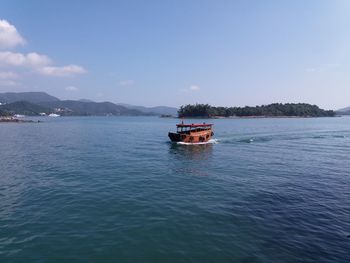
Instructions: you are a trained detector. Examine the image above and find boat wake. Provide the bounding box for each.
[176,139,218,145]
[215,130,350,145]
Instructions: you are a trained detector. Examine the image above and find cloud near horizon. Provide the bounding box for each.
[0,71,19,79]
[181,84,201,93]
[189,85,200,91]
[0,71,20,87]
[0,19,86,78]
[0,79,18,86]
[0,51,51,67]
[39,65,86,77]
[119,80,135,87]
[65,85,79,91]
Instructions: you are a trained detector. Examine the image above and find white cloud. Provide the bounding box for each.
[0,51,86,76]
[0,20,86,78]
[65,85,78,91]
[119,79,135,86]
[26,52,51,66]
[0,51,51,67]
[37,65,86,77]
[0,19,25,49]
[189,85,200,91]
[0,71,19,79]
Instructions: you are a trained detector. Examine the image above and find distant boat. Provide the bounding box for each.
[168,122,214,143]
[14,114,25,118]
[48,113,60,117]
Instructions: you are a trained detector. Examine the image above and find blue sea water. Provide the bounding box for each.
[0,116,349,262]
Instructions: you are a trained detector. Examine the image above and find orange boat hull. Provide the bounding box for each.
[168,129,213,143]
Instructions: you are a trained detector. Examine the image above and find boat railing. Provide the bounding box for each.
[177,127,212,133]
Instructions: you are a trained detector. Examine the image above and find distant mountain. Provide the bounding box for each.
[38,100,152,116]
[0,101,52,116]
[336,106,350,114]
[78,99,95,103]
[117,103,178,116]
[0,92,60,104]
[0,91,175,117]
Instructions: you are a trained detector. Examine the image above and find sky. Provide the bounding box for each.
[0,0,350,109]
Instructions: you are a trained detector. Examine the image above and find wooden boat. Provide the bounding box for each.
[168,122,214,143]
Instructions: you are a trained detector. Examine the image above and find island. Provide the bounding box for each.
[178,103,335,118]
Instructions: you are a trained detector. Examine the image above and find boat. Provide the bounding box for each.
[48,113,60,117]
[168,122,214,143]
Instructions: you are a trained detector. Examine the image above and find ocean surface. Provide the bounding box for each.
[0,116,349,262]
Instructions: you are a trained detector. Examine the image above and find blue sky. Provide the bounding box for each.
[0,0,349,109]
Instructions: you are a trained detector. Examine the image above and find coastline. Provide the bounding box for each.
[177,115,339,119]
[0,117,40,123]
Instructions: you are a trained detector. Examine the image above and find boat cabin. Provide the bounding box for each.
[176,123,213,134]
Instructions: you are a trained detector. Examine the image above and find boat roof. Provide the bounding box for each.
[176,123,213,127]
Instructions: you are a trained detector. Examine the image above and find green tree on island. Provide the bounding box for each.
[178,103,335,118]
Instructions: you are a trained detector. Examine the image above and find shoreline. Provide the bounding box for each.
[177,115,339,119]
[0,117,40,123]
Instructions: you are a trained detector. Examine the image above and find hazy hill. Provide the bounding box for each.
[78,99,95,103]
[0,92,168,116]
[0,101,52,116]
[336,107,350,115]
[38,100,152,116]
[337,107,349,112]
[0,91,178,116]
[0,92,60,104]
[117,103,178,116]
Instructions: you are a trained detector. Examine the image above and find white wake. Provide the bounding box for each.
[176,139,218,145]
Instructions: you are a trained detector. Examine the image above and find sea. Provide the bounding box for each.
[0,116,349,262]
